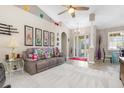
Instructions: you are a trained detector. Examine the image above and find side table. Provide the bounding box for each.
[5,58,24,83]
[5,58,24,73]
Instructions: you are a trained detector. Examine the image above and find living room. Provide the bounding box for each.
[0,1,124,90]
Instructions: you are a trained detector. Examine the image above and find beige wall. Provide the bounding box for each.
[96,26,124,58]
[0,5,69,61]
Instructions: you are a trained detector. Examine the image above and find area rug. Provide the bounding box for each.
[69,57,87,61]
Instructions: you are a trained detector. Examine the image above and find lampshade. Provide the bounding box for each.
[8,37,18,48]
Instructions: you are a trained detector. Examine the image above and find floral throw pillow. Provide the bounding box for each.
[32,54,38,61]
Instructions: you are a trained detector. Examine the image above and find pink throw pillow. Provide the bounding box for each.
[32,54,38,61]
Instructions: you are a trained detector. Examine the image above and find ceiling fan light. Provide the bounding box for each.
[68,8,75,14]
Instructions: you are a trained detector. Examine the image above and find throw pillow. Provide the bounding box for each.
[44,53,48,59]
[33,49,38,54]
[40,54,45,60]
[55,47,60,57]
[28,54,33,58]
[53,48,56,57]
[32,54,38,61]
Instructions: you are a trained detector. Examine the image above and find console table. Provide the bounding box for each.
[119,57,124,85]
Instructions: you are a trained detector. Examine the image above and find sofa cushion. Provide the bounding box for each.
[36,60,49,70]
[48,58,57,65]
[25,58,37,62]
[56,57,65,64]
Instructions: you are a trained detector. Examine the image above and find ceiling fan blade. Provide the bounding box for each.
[74,7,89,10]
[62,5,70,8]
[58,9,68,15]
[71,12,75,18]
[62,5,72,8]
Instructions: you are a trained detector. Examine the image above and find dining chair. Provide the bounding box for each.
[103,48,112,63]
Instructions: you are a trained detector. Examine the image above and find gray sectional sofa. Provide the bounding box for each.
[22,48,65,75]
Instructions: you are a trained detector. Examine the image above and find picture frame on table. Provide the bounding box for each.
[35,28,42,46]
[43,30,49,46]
[24,25,34,46]
[50,32,55,46]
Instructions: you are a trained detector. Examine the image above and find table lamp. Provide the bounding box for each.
[8,37,18,61]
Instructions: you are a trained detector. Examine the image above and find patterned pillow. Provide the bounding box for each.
[54,47,60,57]
[28,54,33,58]
[40,54,45,60]
[33,49,38,54]
[52,48,55,57]
[44,53,48,59]
[49,48,53,57]
[32,54,38,61]
[26,53,38,61]
[37,49,43,55]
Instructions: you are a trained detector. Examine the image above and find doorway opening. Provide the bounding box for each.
[61,32,67,57]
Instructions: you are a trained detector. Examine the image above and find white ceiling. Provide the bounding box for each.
[38,5,124,29]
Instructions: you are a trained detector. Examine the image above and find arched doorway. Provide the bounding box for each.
[61,32,67,57]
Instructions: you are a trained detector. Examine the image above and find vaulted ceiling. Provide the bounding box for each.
[38,5,124,29]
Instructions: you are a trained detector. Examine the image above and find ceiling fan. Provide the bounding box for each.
[58,5,89,18]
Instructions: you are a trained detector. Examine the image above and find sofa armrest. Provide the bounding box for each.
[24,61,37,75]
[22,51,28,61]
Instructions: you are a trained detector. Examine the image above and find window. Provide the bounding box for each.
[108,31,124,50]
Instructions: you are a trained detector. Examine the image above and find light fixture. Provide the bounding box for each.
[89,13,95,22]
[68,7,75,14]
[23,5,30,12]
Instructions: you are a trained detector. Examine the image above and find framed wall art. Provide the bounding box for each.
[43,30,49,46]
[50,32,55,46]
[24,25,34,46]
[35,28,42,46]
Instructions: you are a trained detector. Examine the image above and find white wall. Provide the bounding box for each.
[0,5,69,61]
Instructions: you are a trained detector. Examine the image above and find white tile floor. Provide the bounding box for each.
[89,60,119,73]
[4,60,120,88]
